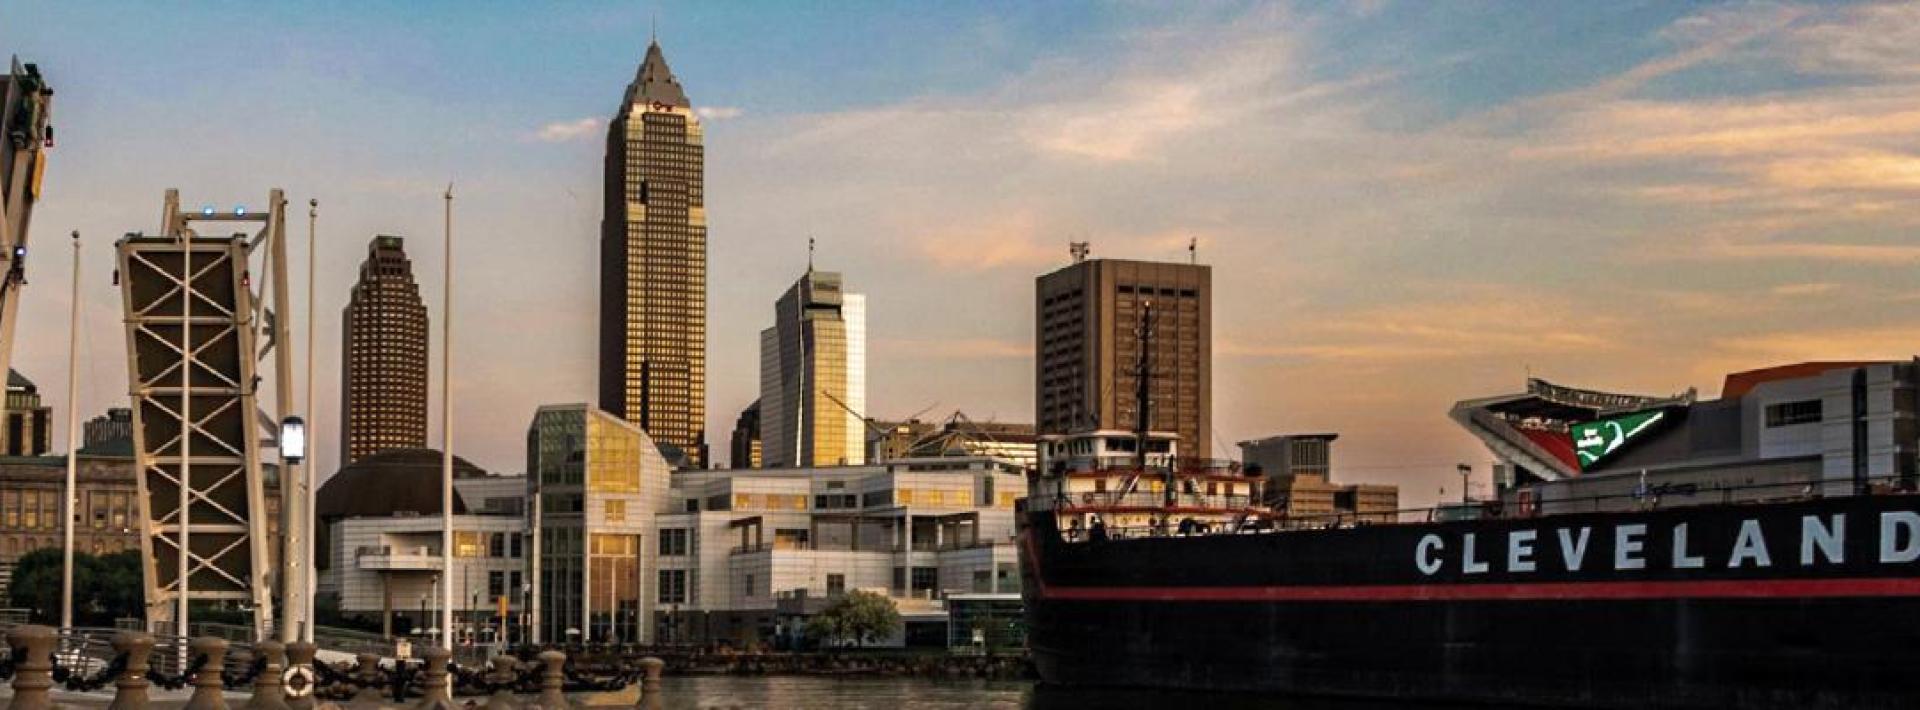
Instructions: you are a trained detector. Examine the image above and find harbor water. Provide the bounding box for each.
[644,676,1473,709]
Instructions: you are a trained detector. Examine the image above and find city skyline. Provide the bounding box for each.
[3,3,1919,507]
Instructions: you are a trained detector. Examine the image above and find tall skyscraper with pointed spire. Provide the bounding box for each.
[599,39,708,467]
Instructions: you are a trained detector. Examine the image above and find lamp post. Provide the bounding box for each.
[281,414,307,642]
[304,198,319,643]
[1457,463,1472,506]
[439,185,455,651]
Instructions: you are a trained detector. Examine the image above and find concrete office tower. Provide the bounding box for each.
[2,370,49,457]
[1036,257,1213,457]
[598,39,709,467]
[759,270,866,469]
[340,235,430,466]
[730,400,762,469]
[527,404,674,645]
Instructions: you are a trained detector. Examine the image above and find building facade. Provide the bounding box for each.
[598,40,709,467]
[314,449,529,643]
[1036,258,1212,458]
[653,457,1025,647]
[0,453,140,598]
[3,370,50,457]
[340,235,429,466]
[759,270,866,469]
[730,400,762,469]
[1239,433,1398,521]
[527,404,673,644]
[1456,361,1920,515]
[82,408,133,453]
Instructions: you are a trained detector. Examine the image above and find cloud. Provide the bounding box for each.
[1769,282,1838,297]
[696,106,744,121]
[872,337,1032,360]
[532,117,602,142]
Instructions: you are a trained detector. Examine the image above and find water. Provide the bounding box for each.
[643,676,1468,709]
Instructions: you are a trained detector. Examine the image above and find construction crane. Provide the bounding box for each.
[0,57,53,413]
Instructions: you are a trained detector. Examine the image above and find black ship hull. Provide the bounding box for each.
[1020,495,1920,708]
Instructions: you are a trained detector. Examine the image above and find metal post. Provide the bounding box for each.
[179,227,194,651]
[60,230,79,631]
[440,185,454,651]
[303,198,318,643]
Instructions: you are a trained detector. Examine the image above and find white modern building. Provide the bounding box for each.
[652,456,1025,646]
[314,449,530,644]
[526,404,674,645]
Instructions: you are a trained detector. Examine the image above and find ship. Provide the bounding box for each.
[1018,304,1920,708]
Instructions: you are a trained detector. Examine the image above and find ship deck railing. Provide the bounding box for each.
[1054,473,1919,542]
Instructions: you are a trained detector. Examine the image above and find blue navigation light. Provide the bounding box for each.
[235,205,247,216]
[202,205,216,216]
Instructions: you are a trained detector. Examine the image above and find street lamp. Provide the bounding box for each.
[280,416,307,464]
[1457,464,1472,506]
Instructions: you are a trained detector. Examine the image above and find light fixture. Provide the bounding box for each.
[202,205,216,217]
[234,205,247,217]
[281,415,307,464]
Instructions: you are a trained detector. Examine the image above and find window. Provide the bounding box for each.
[489,571,505,598]
[454,531,486,557]
[911,567,938,594]
[826,574,845,597]
[743,573,757,599]
[605,499,627,523]
[972,570,992,593]
[509,534,523,559]
[489,533,505,558]
[659,569,688,604]
[659,528,689,556]
[1766,399,1823,427]
[892,567,906,592]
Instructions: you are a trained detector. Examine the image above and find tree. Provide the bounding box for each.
[8,547,146,625]
[804,590,902,648]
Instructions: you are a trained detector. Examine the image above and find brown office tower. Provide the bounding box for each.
[598,39,708,467]
[1036,257,1212,458]
[340,235,429,466]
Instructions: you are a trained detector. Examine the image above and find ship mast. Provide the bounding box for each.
[1135,301,1169,505]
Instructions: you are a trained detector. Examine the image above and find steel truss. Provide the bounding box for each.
[117,189,294,640]
[0,57,53,424]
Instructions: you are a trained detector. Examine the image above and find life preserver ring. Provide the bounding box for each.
[283,665,315,698]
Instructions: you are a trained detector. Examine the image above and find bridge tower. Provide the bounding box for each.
[117,190,296,640]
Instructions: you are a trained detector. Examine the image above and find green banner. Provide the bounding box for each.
[1571,410,1666,470]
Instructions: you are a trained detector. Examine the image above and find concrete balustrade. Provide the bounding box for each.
[635,657,665,710]
[282,641,317,710]
[482,656,521,710]
[245,640,289,710]
[412,646,455,710]
[533,650,569,710]
[183,637,229,710]
[108,631,155,710]
[6,625,56,710]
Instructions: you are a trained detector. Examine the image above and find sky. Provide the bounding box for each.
[3,2,1918,507]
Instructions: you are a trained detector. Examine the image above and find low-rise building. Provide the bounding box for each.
[1239,433,1399,522]
[652,456,1025,647]
[0,452,140,597]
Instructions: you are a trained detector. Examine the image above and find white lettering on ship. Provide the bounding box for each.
[1410,511,1920,576]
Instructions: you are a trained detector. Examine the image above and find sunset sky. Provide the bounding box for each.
[4,2,1917,506]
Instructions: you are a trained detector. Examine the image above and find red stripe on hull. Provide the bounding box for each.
[1038,577,1920,602]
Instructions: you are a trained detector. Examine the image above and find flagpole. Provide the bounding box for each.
[440,184,455,650]
[60,230,80,630]
[305,198,319,643]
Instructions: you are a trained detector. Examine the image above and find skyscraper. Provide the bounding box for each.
[340,235,429,466]
[759,269,866,468]
[1036,257,1212,458]
[598,40,708,467]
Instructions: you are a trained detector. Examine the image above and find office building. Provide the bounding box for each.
[730,400,762,469]
[0,452,140,598]
[527,404,674,644]
[1036,257,1212,457]
[82,407,133,453]
[340,235,429,466]
[1239,433,1398,520]
[598,40,709,467]
[2,370,49,457]
[759,269,866,468]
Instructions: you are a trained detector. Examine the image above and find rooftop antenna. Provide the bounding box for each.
[808,236,815,272]
[1070,241,1090,264]
[1188,237,1197,264]
[651,10,658,44]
